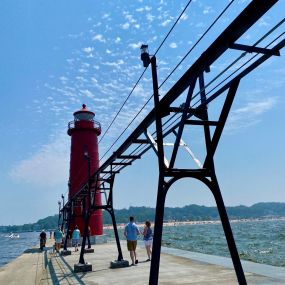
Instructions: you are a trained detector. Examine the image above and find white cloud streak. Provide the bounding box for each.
[9,133,69,187]
[227,97,277,132]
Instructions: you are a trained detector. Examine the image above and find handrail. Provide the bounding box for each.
[68,120,101,133]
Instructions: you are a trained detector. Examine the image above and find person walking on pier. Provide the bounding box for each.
[39,230,47,250]
[72,225,81,252]
[54,227,63,253]
[87,226,91,249]
[142,220,153,261]
[124,216,140,266]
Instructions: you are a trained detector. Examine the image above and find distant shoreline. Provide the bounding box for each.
[103,216,285,230]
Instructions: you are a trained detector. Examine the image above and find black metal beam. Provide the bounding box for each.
[118,155,141,159]
[198,72,212,165]
[61,5,283,280]
[230,43,280,56]
[64,36,285,215]
[202,39,285,107]
[204,80,240,168]
[94,0,277,179]
[185,119,219,126]
[165,168,211,178]
[169,107,196,113]
[111,162,132,166]
[132,139,149,144]
[169,77,197,169]
[143,38,285,170]
[101,170,120,174]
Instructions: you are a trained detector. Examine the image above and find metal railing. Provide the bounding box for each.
[68,120,101,134]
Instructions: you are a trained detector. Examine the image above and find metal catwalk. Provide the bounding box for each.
[59,1,285,284]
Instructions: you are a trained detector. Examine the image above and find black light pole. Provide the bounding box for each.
[140,44,165,285]
[61,194,65,208]
[85,152,92,249]
[78,151,91,264]
[63,183,71,251]
[61,194,65,222]
[57,200,61,228]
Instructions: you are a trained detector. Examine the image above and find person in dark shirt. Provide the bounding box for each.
[39,230,47,250]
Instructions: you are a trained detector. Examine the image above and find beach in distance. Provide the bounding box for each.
[104,216,285,229]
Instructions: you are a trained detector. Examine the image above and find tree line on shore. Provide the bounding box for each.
[1,202,284,233]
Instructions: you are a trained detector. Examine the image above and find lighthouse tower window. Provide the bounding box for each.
[74,112,94,121]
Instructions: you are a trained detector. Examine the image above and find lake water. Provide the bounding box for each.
[1,219,284,268]
[0,231,40,267]
[160,219,285,267]
[105,218,285,267]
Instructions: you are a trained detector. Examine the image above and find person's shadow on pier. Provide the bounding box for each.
[44,250,86,285]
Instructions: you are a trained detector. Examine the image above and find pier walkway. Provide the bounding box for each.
[1,239,285,284]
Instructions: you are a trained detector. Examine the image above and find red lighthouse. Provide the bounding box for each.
[67,104,103,236]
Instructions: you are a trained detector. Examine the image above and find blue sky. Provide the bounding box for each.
[0,0,284,225]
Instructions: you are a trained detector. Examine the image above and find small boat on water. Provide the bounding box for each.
[5,233,20,239]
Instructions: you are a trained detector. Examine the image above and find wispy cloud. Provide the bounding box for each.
[180,13,188,21]
[115,37,121,44]
[59,76,68,83]
[9,133,69,187]
[121,22,130,29]
[102,13,110,19]
[161,19,171,27]
[258,17,270,27]
[82,47,94,53]
[92,34,106,42]
[136,7,144,13]
[80,89,95,99]
[128,42,142,49]
[203,6,213,15]
[102,59,125,67]
[227,97,277,132]
[68,32,83,39]
[146,14,155,23]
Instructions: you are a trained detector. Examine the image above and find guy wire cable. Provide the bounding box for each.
[154,0,193,56]
[99,0,236,161]
[99,0,194,145]
[155,18,285,123]
[99,69,147,144]
[100,0,254,162]
[100,93,153,162]
[145,20,285,147]
[190,22,285,107]
[165,30,285,139]
[144,0,237,143]
[100,0,236,155]
[188,17,285,105]
[137,0,236,129]
[157,0,235,91]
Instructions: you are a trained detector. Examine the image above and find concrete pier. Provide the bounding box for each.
[0,240,285,284]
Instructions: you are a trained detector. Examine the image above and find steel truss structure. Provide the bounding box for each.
[59,1,284,284]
